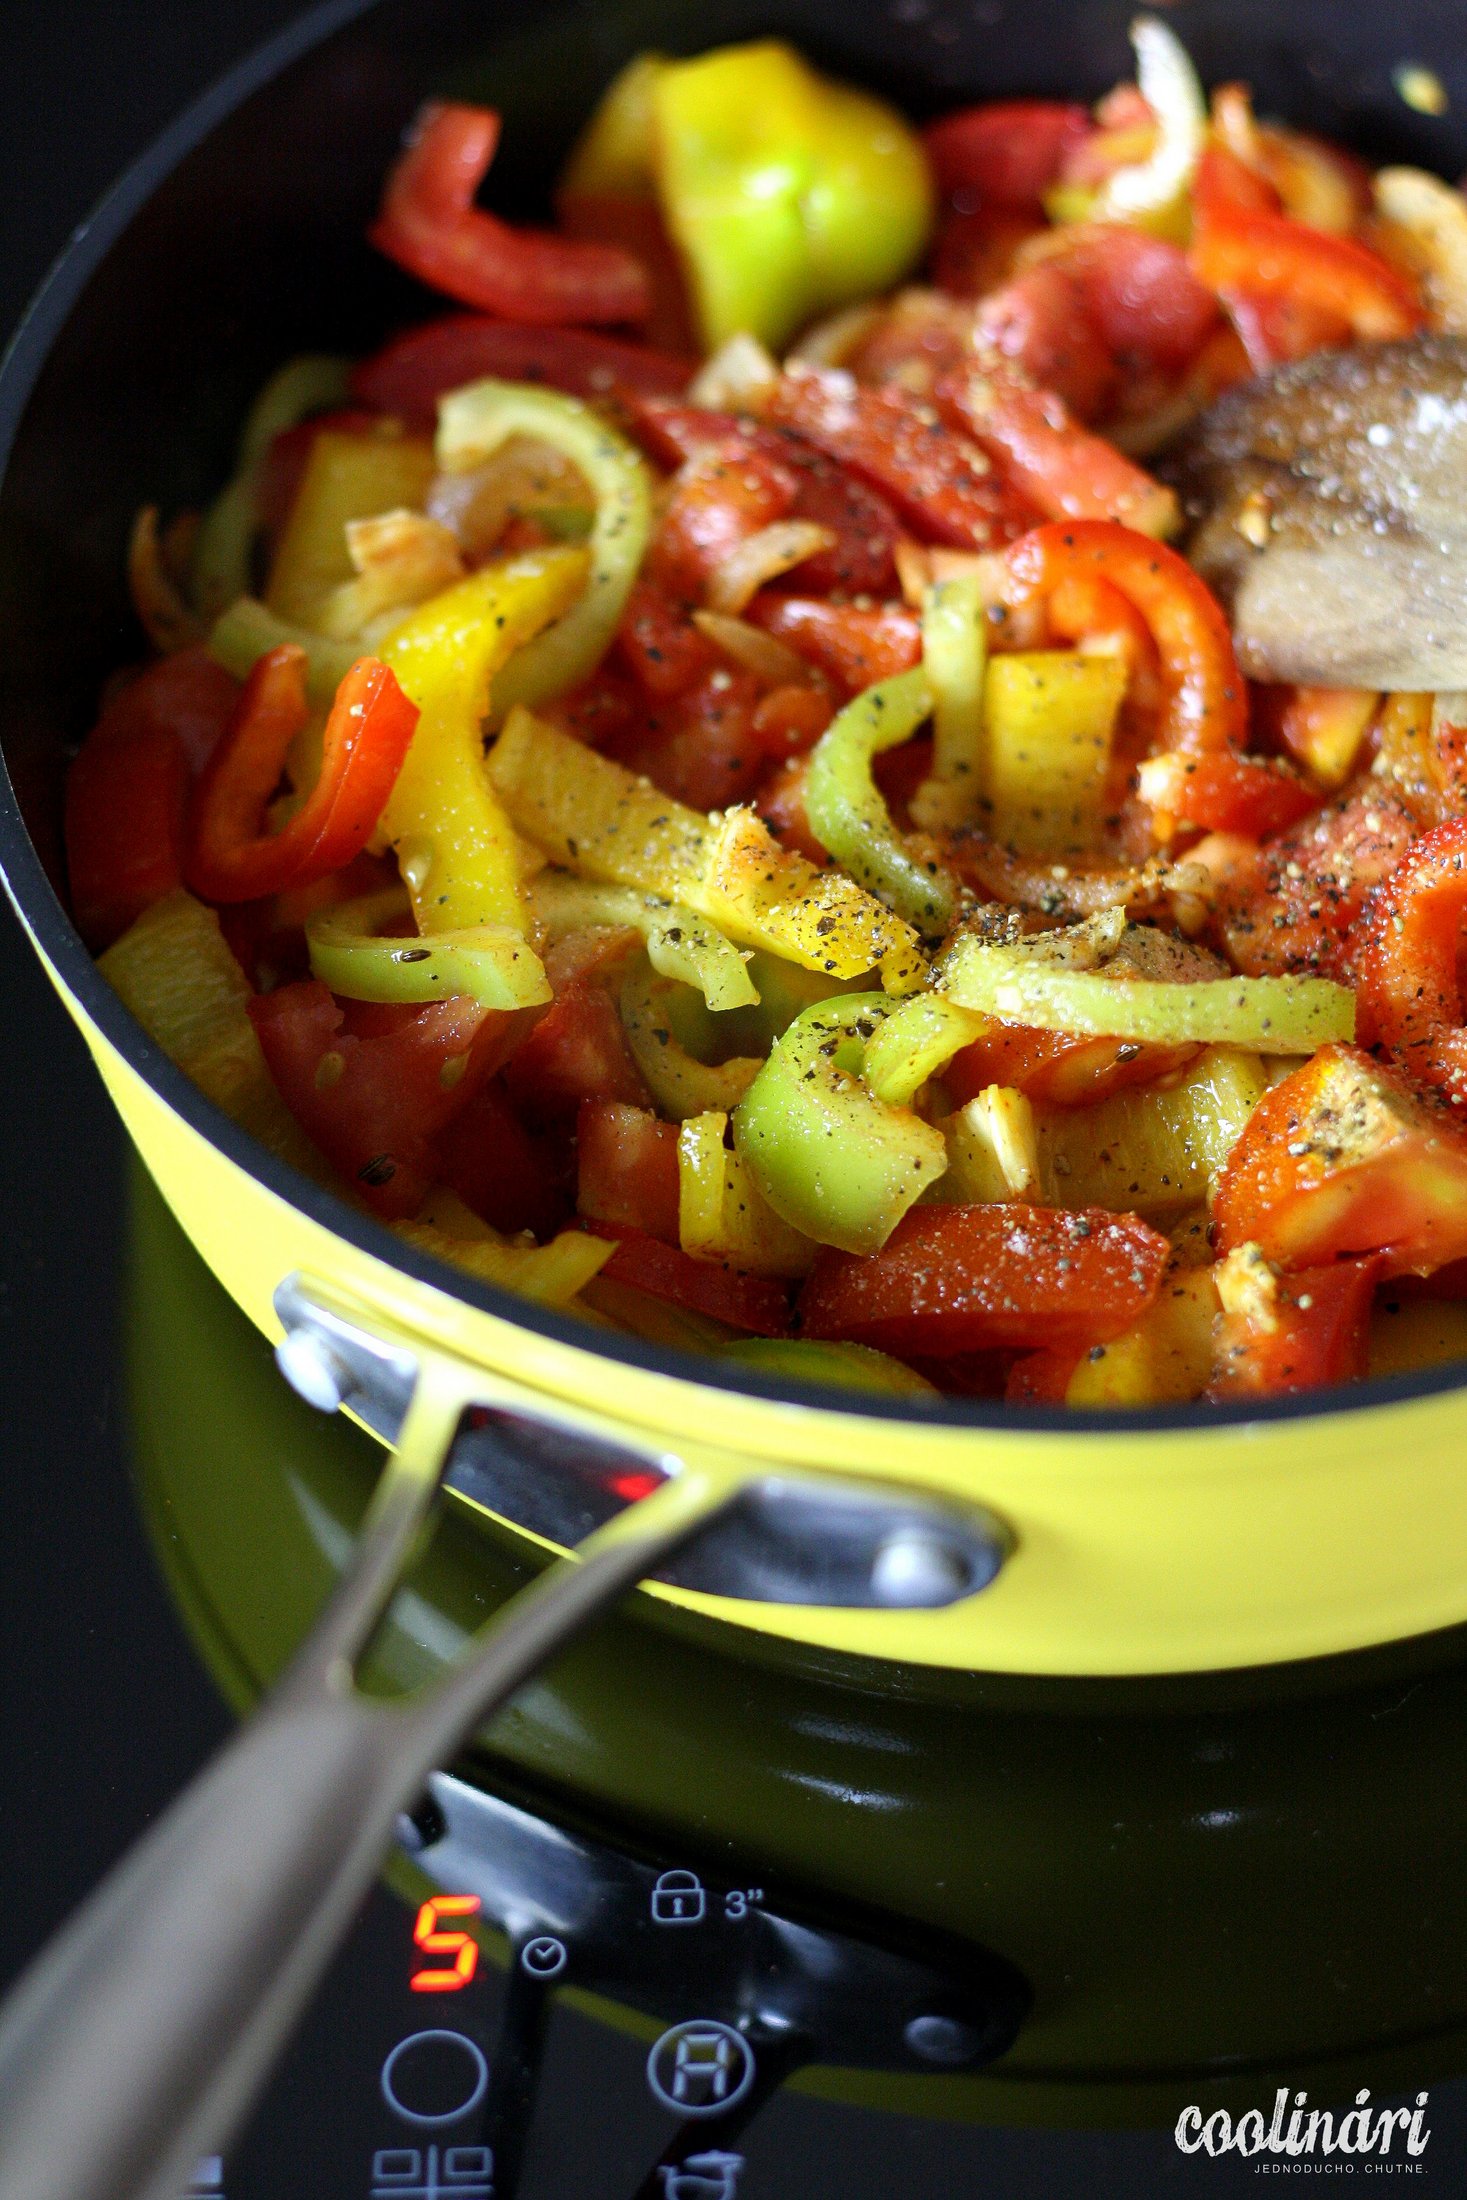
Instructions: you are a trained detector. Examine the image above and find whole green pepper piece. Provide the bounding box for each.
[733,993,947,1253]
[804,669,958,938]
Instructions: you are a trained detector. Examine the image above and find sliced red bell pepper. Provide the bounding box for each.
[184,646,418,903]
[351,315,692,429]
[576,1100,681,1244]
[1355,818,1467,1106]
[249,981,506,1218]
[65,648,242,949]
[944,1025,1198,1110]
[555,188,698,354]
[923,100,1093,210]
[798,1204,1170,1356]
[1004,1347,1082,1404]
[749,683,834,759]
[1138,750,1318,840]
[1192,141,1282,222]
[764,367,1033,550]
[369,103,650,327]
[582,1222,792,1335]
[1207,1254,1382,1399]
[1212,1044,1467,1277]
[1002,520,1246,755]
[941,369,1178,536]
[1191,206,1423,364]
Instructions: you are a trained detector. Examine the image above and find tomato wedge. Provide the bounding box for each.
[923,100,1093,210]
[1138,750,1317,840]
[582,1223,792,1335]
[1208,1253,1382,1399]
[504,977,652,1124]
[370,103,649,326]
[249,982,507,1219]
[745,595,922,695]
[185,647,418,903]
[435,1069,569,1239]
[1212,1044,1467,1277]
[351,315,692,428]
[576,1101,681,1244]
[798,1204,1170,1355]
[1355,817,1467,1106]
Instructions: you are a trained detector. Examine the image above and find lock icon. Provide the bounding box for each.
[651,1869,706,1925]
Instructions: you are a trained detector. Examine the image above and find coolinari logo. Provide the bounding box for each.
[1175,2090,1431,2168]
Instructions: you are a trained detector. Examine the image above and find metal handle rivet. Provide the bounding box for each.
[869,1528,972,1608]
[274,1328,353,1414]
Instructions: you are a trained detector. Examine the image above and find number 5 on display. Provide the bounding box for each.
[410,1894,483,1993]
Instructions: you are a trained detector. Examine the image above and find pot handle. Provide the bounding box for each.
[0,1353,739,2200]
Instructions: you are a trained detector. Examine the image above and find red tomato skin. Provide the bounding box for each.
[1142,751,1318,840]
[582,1222,792,1335]
[436,1075,570,1239]
[798,1204,1171,1355]
[1354,817,1467,1102]
[764,368,1032,550]
[746,595,922,695]
[616,578,719,699]
[923,101,1093,211]
[598,665,766,810]
[1207,1256,1382,1399]
[249,981,500,1218]
[755,757,828,867]
[504,979,652,1126]
[1216,787,1422,979]
[945,1026,1198,1109]
[1212,1043,1467,1277]
[576,1101,681,1244]
[1004,1347,1083,1403]
[650,438,796,601]
[749,684,834,759]
[351,316,691,429]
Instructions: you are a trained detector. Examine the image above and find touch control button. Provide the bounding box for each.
[381,2031,489,2127]
[647,2022,756,2116]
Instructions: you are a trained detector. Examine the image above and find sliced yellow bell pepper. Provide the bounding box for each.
[649,41,934,350]
[677,1109,817,1277]
[397,1189,612,1307]
[1031,1047,1272,1215]
[983,650,1129,858]
[265,426,435,631]
[720,1337,939,1397]
[489,708,929,991]
[1063,1266,1217,1406]
[378,549,588,937]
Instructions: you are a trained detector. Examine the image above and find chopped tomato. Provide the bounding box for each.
[932,206,1044,299]
[923,100,1093,210]
[351,315,692,429]
[369,103,649,326]
[649,436,795,602]
[1215,786,1421,979]
[555,189,697,353]
[942,369,1178,536]
[755,757,827,866]
[583,1223,792,1335]
[249,981,505,1218]
[971,259,1117,418]
[1138,750,1318,840]
[1208,1253,1382,1399]
[435,1072,569,1239]
[576,1101,681,1244]
[745,595,922,695]
[797,1204,1170,1355]
[632,401,902,598]
[944,1025,1198,1109]
[185,648,418,902]
[599,664,766,809]
[1212,1044,1467,1277]
[749,684,834,758]
[504,978,652,1125]
[764,366,1033,549]
[1003,521,1246,755]
[616,578,719,699]
[1355,817,1467,1105]
[1004,1347,1082,1403]
[65,648,241,949]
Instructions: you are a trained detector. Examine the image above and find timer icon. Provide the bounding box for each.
[520,1935,568,1979]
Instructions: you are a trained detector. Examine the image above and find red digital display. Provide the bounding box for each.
[410,1894,482,1993]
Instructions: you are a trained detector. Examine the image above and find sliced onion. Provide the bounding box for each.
[704,520,837,615]
[691,608,812,686]
[1375,168,1467,333]
[686,333,781,410]
[1093,16,1206,228]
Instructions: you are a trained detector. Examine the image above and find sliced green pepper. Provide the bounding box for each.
[306,888,551,1011]
[912,574,988,832]
[192,355,351,621]
[861,992,990,1107]
[804,668,957,937]
[528,871,757,1012]
[434,380,651,716]
[733,993,947,1252]
[720,1336,939,1398]
[620,963,761,1119]
[209,596,361,706]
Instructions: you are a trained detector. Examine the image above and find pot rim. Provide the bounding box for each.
[2,0,1463,1441]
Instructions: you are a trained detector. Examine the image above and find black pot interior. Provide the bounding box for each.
[5,0,1467,1431]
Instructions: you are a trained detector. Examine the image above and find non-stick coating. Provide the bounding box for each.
[4,0,1467,1434]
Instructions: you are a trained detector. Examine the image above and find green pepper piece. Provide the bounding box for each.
[720,1337,939,1398]
[733,993,947,1252]
[306,889,551,1011]
[192,355,351,622]
[208,595,362,707]
[652,42,933,351]
[804,668,957,938]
